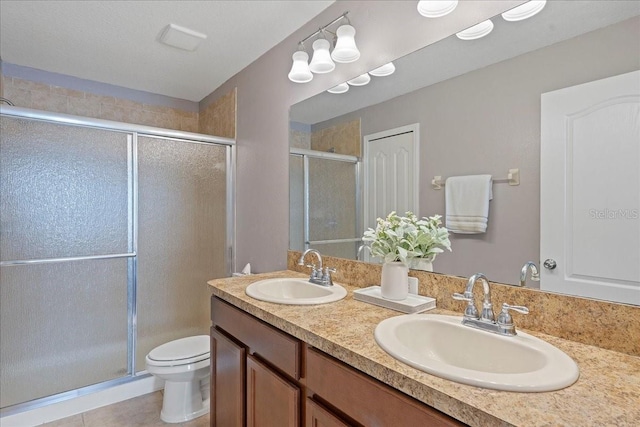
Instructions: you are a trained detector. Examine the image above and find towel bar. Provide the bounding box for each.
[431,169,520,190]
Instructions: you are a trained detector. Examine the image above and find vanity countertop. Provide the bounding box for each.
[208,271,640,427]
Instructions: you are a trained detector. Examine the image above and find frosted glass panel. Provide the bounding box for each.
[308,158,357,242]
[0,117,129,261]
[0,259,128,408]
[289,155,304,252]
[136,136,227,370]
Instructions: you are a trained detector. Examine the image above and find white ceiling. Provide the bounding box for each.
[0,0,335,102]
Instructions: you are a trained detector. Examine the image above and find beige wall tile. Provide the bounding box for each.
[11,77,50,93]
[31,90,69,114]
[1,75,198,132]
[67,96,101,118]
[311,119,361,156]
[51,86,85,99]
[199,87,236,138]
[3,84,32,108]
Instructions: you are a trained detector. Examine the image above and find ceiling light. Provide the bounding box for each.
[331,24,360,63]
[309,38,335,74]
[417,0,458,18]
[502,1,547,22]
[159,24,207,51]
[347,73,371,86]
[327,83,349,94]
[288,49,313,83]
[369,62,396,77]
[456,19,494,40]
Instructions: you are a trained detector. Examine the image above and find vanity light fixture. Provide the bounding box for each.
[327,82,349,94]
[369,62,396,77]
[347,73,371,86]
[502,0,547,22]
[288,12,360,83]
[417,0,458,18]
[456,19,494,40]
[309,33,335,74]
[288,45,313,83]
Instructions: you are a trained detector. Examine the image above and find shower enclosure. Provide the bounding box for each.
[289,148,361,259]
[0,106,235,413]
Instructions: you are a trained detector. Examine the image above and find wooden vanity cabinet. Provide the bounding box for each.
[211,296,463,427]
[305,348,464,427]
[211,297,302,427]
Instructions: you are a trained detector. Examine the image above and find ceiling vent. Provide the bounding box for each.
[159,24,207,51]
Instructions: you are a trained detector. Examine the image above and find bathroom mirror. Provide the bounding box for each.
[289,1,640,304]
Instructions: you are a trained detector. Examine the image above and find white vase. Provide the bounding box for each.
[409,258,433,272]
[380,261,409,300]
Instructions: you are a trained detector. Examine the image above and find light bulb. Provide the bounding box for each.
[347,73,370,86]
[456,19,494,40]
[502,0,546,22]
[417,0,458,18]
[309,38,335,74]
[327,83,349,94]
[331,24,360,63]
[369,62,396,77]
[288,50,313,83]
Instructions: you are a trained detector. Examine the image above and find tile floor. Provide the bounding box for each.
[40,392,209,427]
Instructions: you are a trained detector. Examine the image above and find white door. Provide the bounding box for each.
[363,124,420,262]
[540,70,640,305]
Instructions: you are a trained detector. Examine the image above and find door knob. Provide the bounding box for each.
[543,259,557,270]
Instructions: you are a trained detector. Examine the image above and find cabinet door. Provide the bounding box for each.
[211,327,245,427]
[247,354,300,427]
[305,398,351,427]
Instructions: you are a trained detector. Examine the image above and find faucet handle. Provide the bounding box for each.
[497,303,529,326]
[452,292,471,301]
[322,267,336,286]
[323,266,336,275]
[453,292,479,319]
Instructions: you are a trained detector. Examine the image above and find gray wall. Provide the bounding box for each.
[200,1,525,273]
[317,17,640,284]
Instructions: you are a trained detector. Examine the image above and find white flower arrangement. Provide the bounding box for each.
[362,211,452,264]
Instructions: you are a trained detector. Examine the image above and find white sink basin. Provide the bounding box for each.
[374,314,579,392]
[245,278,347,305]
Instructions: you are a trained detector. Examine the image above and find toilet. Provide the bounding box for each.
[145,335,211,423]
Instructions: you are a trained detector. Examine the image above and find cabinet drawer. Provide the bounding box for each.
[306,348,464,427]
[212,297,301,379]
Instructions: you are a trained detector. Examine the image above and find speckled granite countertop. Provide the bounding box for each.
[208,271,640,427]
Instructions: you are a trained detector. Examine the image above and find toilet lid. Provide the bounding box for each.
[148,335,209,362]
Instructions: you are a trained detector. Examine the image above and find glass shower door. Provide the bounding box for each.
[0,116,131,408]
[289,151,361,259]
[135,136,228,371]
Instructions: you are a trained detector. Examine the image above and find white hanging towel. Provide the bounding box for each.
[445,175,493,234]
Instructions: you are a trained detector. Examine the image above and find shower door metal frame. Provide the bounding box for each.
[289,147,362,256]
[0,105,236,415]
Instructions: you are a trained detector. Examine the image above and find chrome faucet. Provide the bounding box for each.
[356,244,371,261]
[453,273,529,336]
[519,261,540,287]
[297,249,336,287]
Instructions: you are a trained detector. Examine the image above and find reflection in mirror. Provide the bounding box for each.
[289,1,640,305]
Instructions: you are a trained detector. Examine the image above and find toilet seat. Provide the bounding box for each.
[146,335,210,367]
